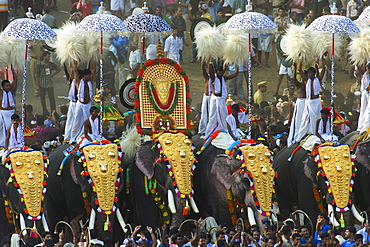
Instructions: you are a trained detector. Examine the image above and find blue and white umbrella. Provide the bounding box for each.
[123,13,172,38]
[3,18,57,146]
[77,13,129,33]
[76,12,128,136]
[222,11,277,34]
[355,6,370,28]
[307,14,359,136]
[222,11,277,139]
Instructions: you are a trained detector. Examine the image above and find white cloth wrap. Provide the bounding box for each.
[287,98,306,146]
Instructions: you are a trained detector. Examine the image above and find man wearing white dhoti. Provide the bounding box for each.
[81,106,102,147]
[357,63,370,133]
[204,62,238,139]
[70,69,93,143]
[287,66,306,146]
[226,104,249,145]
[5,114,22,150]
[64,69,82,143]
[295,67,322,143]
[198,61,213,137]
[0,80,16,147]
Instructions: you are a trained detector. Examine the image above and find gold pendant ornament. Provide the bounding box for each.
[5,148,48,221]
[80,141,123,215]
[316,143,355,212]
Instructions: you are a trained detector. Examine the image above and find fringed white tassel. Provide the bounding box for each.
[284,24,314,62]
[223,33,249,66]
[195,25,224,62]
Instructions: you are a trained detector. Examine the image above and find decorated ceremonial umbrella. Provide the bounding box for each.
[222,10,277,138]
[355,6,370,28]
[307,14,360,134]
[76,11,128,135]
[3,18,56,146]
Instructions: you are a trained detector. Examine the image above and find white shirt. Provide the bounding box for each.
[146,44,157,60]
[361,71,370,92]
[77,79,93,103]
[129,49,141,70]
[164,35,183,61]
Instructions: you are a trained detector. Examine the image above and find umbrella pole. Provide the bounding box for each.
[247,30,252,140]
[100,30,104,139]
[330,33,334,138]
[21,40,29,147]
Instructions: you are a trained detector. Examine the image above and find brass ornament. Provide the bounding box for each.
[239,144,274,213]
[158,133,193,195]
[9,151,44,217]
[82,144,119,211]
[318,145,352,209]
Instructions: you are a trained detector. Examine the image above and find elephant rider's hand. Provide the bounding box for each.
[147,226,153,234]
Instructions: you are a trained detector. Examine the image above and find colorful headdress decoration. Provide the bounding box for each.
[315,143,355,212]
[5,147,48,221]
[134,58,191,136]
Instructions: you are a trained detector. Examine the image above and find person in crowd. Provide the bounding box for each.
[164,29,183,64]
[35,51,61,114]
[258,7,274,68]
[254,81,268,105]
[341,227,356,247]
[0,80,16,147]
[171,7,186,63]
[300,226,313,247]
[41,6,56,27]
[32,112,60,141]
[356,222,370,244]
[128,42,141,78]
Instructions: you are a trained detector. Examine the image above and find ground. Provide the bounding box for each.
[12,4,354,118]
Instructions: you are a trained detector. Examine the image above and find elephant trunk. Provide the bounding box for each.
[94,211,116,240]
[244,191,266,232]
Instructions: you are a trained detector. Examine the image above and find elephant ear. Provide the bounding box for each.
[135,141,157,180]
[211,154,236,190]
[303,157,319,189]
[0,165,9,198]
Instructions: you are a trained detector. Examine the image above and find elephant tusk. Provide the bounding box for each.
[351,205,365,223]
[168,189,177,214]
[189,197,199,214]
[42,214,50,232]
[89,209,96,230]
[116,208,128,233]
[247,207,257,226]
[20,214,26,232]
[271,213,278,224]
[328,204,340,227]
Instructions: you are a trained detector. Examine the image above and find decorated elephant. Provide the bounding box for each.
[131,132,200,228]
[274,139,364,227]
[193,138,277,232]
[0,148,50,242]
[45,143,128,241]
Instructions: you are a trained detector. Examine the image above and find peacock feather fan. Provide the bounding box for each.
[222,33,249,66]
[195,25,225,62]
[348,27,370,66]
[311,33,344,60]
[284,24,313,62]
[55,22,88,65]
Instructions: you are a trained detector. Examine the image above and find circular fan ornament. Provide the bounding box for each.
[348,27,370,66]
[283,24,314,62]
[195,25,225,62]
[221,11,277,139]
[307,14,360,135]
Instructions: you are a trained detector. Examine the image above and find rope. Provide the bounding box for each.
[99,31,104,140]
[21,40,29,147]
[247,31,252,140]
